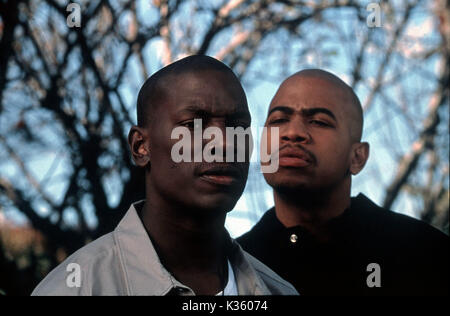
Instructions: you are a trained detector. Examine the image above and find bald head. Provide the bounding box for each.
[284,69,364,142]
[137,55,239,127]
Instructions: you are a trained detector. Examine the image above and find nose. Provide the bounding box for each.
[204,121,251,162]
[280,117,311,144]
[202,121,235,162]
[217,124,234,159]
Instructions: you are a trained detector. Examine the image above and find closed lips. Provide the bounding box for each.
[199,166,242,178]
[275,146,315,168]
[198,165,244,186]
[278,148,313,162]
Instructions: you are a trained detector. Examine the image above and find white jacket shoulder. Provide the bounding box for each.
[242,250,299,295]
[31,232,125,296]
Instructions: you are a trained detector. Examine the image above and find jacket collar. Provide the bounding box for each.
[253,193,374,238]
[114,201,272,295]
[227,236,271,295]
[113,201,185,295]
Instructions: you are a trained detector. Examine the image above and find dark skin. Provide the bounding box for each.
[128,69,251,295]
[262,70,369,242]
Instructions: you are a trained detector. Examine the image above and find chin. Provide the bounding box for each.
[192,194,240,214]
[265,172,310,187]
[273,183,312,194]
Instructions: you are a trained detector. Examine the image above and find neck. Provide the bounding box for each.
[140,184,228,294]
[274,179,351,240]
[142,200,228,266]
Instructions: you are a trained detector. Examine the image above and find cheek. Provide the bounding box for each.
[151,160,197,204]
[260,126,278,154]
[316,140,352,171]
[150,134,191,182]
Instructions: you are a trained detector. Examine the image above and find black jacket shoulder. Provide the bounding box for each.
[349,194,448,249]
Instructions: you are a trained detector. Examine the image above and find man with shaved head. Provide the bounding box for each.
[32,55,298,296]
[238,69,449,295]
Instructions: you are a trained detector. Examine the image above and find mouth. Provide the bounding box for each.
[198,166,242,186]
[278,156,310,168]
[276,147,314,168]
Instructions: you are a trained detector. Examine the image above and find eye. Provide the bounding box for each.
[268,118,288,125]
[310,120,330,127]
[180,120,196,129]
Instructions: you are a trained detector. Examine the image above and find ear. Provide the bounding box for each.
[128,126,150,167]
[349,142,369,175]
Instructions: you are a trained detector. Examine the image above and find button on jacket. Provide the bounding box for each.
[32,201,298,296]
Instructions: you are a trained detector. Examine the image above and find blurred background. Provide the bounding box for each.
[0,0,448,295]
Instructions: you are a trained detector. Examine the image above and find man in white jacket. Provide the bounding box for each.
[32,55,298,296]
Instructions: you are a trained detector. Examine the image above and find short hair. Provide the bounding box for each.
[136,55,237,127]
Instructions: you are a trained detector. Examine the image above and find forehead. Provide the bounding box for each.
[269,75,353,116]
[161,70,249,117]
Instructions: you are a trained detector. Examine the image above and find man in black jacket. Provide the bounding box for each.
[237,69,449,295]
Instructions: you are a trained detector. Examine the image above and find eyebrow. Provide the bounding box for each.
[302,107,337,122]
[268,106,337,122]
[268,106,294,116]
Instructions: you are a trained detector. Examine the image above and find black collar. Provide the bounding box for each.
[252,193,376,239]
